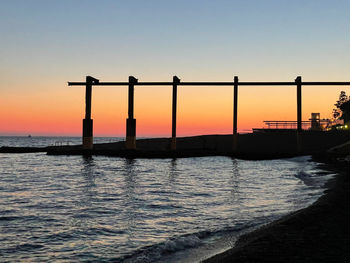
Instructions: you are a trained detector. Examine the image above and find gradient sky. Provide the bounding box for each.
[1,0,350,136]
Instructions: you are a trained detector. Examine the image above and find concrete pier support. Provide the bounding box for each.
[233,76,239,152]
[126,76,137,149]
[82,76,99,150]
[83,119,93,149]
[296,76,302,152]
[171,76,180,150]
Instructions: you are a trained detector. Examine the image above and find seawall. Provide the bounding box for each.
[1,131,350,159]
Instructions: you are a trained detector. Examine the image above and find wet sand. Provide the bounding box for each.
[204,161,350,263]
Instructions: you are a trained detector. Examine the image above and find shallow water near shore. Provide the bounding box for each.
[0,137,334,262]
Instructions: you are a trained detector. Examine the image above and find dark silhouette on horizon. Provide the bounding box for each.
[69,75,350,153]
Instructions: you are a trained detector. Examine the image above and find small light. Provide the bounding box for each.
[346,125,348,129]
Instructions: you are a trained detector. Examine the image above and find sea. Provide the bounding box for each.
[0,136,335,262]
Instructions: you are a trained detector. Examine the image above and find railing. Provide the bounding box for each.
[54,141,72,146]
[263,120,330,130]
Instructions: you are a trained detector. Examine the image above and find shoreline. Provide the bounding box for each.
[1,137,349,261]
[203,159,350,263]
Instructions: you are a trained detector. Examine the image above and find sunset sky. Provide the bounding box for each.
[1,0,350,137]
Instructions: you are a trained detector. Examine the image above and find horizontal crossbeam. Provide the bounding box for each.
[68,81,350,86]
[263,120,329,123]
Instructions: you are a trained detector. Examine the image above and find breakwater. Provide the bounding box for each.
[2,132,350,159]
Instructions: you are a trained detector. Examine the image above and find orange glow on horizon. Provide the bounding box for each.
[0,82,347,137]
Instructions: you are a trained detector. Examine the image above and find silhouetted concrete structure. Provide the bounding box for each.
[296,76,302,132]
[171,76,180,150]
[83,76,99,149]
[233,76,238,152]
[126,76,137,149]
[68,76,350,153]
[296,76,302,152]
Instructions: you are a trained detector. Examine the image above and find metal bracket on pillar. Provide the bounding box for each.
[171,76,180,151]
[83,76,99,150]
[233,76,239,153]
[295,76,302,153]
[126,76,138,149]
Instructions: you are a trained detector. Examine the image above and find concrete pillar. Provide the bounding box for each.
[295,76,302,152]
[83,119,93,149]
[233,76,239,152]
[82,76,96,150]
[171,76,180,150]
[126,76,137,149]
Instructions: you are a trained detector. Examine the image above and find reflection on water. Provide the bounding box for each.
[123,158,137,201]
[69,156,98,231]
[230,158,240,201]
[168,158,178,184]
[122,159,140,242]
[82,156,96,187]
[0,154,333,263]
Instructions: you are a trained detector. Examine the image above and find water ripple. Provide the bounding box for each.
[0,147,332,262]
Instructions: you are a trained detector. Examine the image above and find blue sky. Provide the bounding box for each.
[1,0,350,135]
[1,0,350,83]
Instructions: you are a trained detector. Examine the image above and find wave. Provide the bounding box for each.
[1,243,44,254]
[294,171,316,186]
[119,232,205,263]
[285,155,312,163]
[118,219,269,263]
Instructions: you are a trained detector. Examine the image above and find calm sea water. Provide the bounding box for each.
[0,137,334,262]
